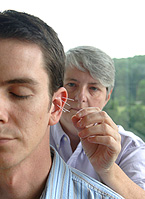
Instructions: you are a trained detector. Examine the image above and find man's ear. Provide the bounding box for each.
[49,87,68,126]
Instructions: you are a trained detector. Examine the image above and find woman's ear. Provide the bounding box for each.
[104,88,113,106]
[107,89,113,101]
[49,87,68,126]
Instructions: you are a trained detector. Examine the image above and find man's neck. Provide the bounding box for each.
[0,147,52,199]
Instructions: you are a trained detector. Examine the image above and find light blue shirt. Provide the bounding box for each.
[40,147,124,199]
[50,123,145,190]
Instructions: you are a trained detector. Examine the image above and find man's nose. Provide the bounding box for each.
[74,88,87,103]
[0,95,9,124]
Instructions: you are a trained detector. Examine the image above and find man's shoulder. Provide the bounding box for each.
[69,165,123,199]
[49,147,124,199]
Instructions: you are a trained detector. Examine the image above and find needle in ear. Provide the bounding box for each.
[62,97,74,101]
[56,104,70,112]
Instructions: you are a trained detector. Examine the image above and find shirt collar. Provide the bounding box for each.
[40,147,69,199]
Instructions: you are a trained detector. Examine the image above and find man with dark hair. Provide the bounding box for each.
[0,10,123,199]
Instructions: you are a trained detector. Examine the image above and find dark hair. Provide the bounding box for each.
[0,10,65,96]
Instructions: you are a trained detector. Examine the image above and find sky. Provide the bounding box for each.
[1,0,145,59]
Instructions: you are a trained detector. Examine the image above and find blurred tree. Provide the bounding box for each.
[104,55,145,140]
[136,79,145,104]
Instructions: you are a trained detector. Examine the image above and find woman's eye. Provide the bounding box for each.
[66,83,76,87]
[90,87,98,91]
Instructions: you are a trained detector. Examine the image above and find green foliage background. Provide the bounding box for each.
[104,55,145,141]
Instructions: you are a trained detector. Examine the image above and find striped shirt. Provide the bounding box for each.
[40,148,124,199]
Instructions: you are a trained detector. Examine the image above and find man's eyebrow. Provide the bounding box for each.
[2,78,39,85]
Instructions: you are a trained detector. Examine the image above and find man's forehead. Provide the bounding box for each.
[0,39,49,87]
[0,38,43,60]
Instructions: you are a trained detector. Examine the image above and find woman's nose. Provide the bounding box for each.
[74,88,87,103]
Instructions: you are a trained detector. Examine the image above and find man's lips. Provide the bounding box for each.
[0,137,14,144]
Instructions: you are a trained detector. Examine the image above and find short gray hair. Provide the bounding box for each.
[65,46,115,96]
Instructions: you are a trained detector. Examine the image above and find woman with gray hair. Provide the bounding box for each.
[50,46,145,198]
[65,46,115,95]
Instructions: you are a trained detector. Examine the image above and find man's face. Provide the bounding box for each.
[60,67,111,130]
[0,39,53,169]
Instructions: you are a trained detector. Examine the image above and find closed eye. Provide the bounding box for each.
[10,92,31,100]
